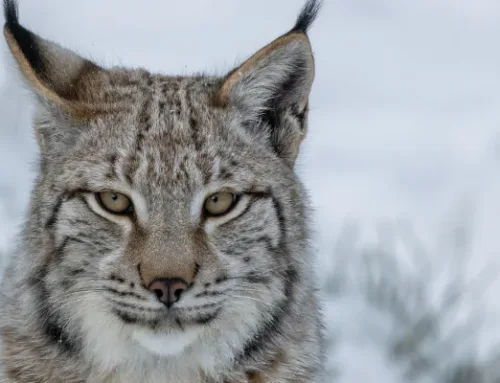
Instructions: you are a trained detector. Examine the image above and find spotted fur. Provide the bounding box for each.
[0,1,325,382]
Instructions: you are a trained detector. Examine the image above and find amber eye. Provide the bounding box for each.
[96,191,133,215]
[204,192,238,217]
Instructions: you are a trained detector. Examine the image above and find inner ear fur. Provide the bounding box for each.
[3,15,103,120]
[217,32,315,112]
[215,30,316,165]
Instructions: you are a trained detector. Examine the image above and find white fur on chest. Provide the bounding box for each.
[105,363,202,383]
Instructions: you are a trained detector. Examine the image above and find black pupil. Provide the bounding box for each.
[212,195,219,204]
[111,193,118,201]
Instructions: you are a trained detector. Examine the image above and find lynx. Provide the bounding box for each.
[0,0,325,382]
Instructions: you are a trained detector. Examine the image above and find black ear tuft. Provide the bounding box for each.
[3,0,19,27]
[291,0,323,34]
[3,0,45,78]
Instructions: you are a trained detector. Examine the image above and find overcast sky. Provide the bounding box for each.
[1,1,499,382]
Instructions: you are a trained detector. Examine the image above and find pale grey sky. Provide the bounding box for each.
[1,1,499,381]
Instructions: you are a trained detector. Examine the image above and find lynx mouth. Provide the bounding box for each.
[112,305,222,329]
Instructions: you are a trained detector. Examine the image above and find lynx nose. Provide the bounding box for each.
[147,278,188,308]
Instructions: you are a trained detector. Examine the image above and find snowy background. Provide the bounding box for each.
[1,1,500,382]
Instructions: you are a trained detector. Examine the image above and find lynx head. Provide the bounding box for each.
[3,0,321,370]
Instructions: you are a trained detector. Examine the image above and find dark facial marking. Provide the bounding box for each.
[54,237,70,261]
[159,101,166,115]
[106,287,144,301]
[236,204,298,365]
[44,193,66,228]
[176,319,185,331]
[68,268,84,276]
[113,309,159,328]
[192,263,201,283]
[114,276,125,284]
[195,291,223,298]
[113,310,138,324]
[245,272,271,285]
[60,278,73,290]
[108,299,161,313]
[108,152,118,179]
[33,267,80,355]
[215,275,228,284]
[195,308,222,325]
[219,167,233,180]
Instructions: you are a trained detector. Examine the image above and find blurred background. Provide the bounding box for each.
[1,1,499,381]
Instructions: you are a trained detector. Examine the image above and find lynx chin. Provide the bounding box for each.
[0,0,326,382]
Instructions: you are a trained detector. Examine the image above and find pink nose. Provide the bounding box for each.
[147,278,188,308]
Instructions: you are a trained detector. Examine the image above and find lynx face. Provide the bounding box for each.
[1,0,323,380]
[40,72,307,358]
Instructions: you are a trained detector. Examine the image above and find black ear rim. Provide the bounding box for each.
[4,0,46,78]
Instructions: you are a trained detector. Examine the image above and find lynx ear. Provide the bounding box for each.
[217,0,321,165]
[3,0,101,119]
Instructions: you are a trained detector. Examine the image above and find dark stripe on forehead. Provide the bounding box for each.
[107,152,119,179]
[126,72,155,185]
[134,75,154,154]
[189,115,203,152]
[186,88,207,153]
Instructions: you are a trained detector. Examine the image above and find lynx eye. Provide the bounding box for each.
[204,192,238,217]
[96,191,133,215]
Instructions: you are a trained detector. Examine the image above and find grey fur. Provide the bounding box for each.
[0,1,325,382]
